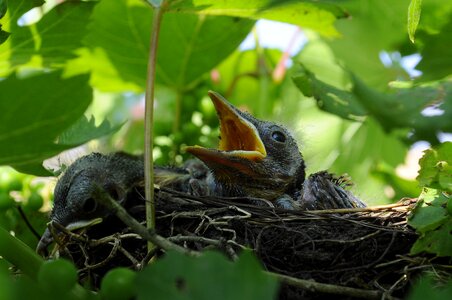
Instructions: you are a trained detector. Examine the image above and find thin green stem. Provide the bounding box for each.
[0,227,100,298]
[0,226,43,280]
[144,4,165,251]
[171,90,183,163]
[92,185,200,257]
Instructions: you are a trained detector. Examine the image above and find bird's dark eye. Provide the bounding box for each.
[271,131,286,143]
[82,197,97,214]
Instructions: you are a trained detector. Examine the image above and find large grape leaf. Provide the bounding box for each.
[0,0,44,32]
[409,188,452,257]
[408,275,452,300]
[0,72,92,175]
[415,0,452,35]
[0,29,7,44]
[416,14,452,82]
[83,0,254,91]
[292,64,366,121]
[166,0,347,37]
[294,34,350,89]
[136,250,278,300]
[352,77,452,143]
[0,0,8,44]
[417,142,452,192]
[0,0,43,48]
[0,0,6,18]
[410,218,452,257]
[0,0,95,74]
[408,188,449,234]
[293,63,452,144]
[63,48,144,93]
[326,0,411,89]
[57,115,124,146]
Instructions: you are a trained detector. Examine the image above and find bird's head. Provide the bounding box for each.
[185,91,305,200]
[36,152,143,255]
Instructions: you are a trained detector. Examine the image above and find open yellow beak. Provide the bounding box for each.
[185,91,267,165]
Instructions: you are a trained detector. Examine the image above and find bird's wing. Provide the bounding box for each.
[298,171,366,210]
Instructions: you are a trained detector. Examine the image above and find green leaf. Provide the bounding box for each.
[0,0,95,74]
[0,0,6,18]
[408,0,422,43]
[408,189,448,233]
[84,0,254,91]
[294,34,349,90]
[37,1,96,66]
[293,59,452,144]
[0,226,43,280]
[0,26,8,44]
[292,64,367,121]
[1,0,44,30]
[352,77,452,143]
[0,0,8,44]
[232,251,278,297]
[0,0,44,48]
[326,0,411,89]
[12,163,52,176]
[416,15,452,82]
[64,48,143,93]
[167,0,347,37]
[411,217,452,256]
[408,188,452,257]
[417,142,452,192]
[0,0,44,70]
[136,250,278,300]
[414,0,452,34]
[407,275,452,300]
[0,71,92,174]
[157,13,254,90]
[57,115,124,146]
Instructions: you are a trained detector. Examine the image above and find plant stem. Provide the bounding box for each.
[93,185,201,257]
[0,227,43,280]
[269,272,383,299]
[144,4,164,251]
[171,89,183,163]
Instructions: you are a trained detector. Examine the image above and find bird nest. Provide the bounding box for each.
[44,188,445,299]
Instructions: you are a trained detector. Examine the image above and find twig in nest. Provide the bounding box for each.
[225,245,239,261]
[140,246,159,268]
[168,235,223,247]
[78,238,120,273]
[309,230,381,244]
[117,246,141,269]
[300,200,415,215]
[89,233,142,247]
[270,272,390,300]
[48,221,88,256]
[92,185,201,257]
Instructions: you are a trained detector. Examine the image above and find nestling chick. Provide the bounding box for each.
[36,152,144,255]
